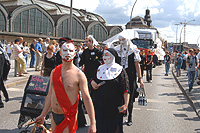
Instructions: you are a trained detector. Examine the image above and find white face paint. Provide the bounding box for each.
[61,43,76,62]
[103,50,115,65]
[118,35,127,47]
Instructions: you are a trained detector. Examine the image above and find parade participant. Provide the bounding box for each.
[0,43,10,107]
[187,49,198,92]
[176,53,183,77]
[35,43,96,133]
[55,37,73,66]
[35,38,43,71]
[12,39,26,76]
[146,49,153,82]
[79,35,103,86]
[139,49,146,77]
[30,39,36,68]
[91,48,130,132]
[115,35,144,126]
[40,45,55,76]
[164,51,171,76]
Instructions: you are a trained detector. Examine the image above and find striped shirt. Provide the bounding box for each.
[12,44,23,59]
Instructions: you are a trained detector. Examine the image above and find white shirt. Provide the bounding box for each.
[197,52,200,61]
[42,42,49,53]
[6,44,13,53]
[12,44,23,59]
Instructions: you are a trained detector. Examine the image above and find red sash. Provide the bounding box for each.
[52,64,79,133]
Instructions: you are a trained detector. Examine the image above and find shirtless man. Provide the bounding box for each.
[35,43,96,133]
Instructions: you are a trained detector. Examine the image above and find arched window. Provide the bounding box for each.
[58,18,85,40]
[110,28,121,38]
[13,8,54,36]
[0,10,6,31]
[88,24,107,42]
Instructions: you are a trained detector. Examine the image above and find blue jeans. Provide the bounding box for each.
[195,69,198,80]
[30,51,35,67]
[165,62,170,75]
[188,71,195,89]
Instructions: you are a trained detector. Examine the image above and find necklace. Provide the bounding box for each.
[120,42,130,66]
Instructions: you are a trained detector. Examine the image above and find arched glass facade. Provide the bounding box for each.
[13,8,53,36]
[0,10,6,31]
[110,28,121,38]
[88,24,107,42]
[58,18,85,40]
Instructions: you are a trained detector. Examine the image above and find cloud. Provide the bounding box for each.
[47,0,200,44]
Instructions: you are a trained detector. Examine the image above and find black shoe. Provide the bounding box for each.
[189,88,193,92]
[127,121,133,126]
[5,98,9,102]
[165,74,167,76]
[0,103,4,108]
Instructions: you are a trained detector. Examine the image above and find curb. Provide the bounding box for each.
[172,68,200,118]
[5,78,29,88]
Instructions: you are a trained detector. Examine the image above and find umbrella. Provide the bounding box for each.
[103,29,139,48]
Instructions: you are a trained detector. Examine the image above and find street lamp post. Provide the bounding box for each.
[129,0,138,29]
[69,0,73,38]
[197,36,200,47]
[179,19,195,52]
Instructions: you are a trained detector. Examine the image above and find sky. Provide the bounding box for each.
[49,0,200,45]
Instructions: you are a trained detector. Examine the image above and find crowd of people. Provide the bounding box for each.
[164,49,200,92]
[1,34,200,132]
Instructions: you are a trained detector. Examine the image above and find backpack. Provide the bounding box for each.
[187,55,197,66]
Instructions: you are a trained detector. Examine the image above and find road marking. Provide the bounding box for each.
[147,108,160,112]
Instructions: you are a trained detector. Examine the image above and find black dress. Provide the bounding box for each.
[93,69,129,133]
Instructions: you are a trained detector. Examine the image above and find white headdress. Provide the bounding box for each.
[88,35,98,46]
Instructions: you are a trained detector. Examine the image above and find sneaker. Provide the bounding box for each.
[149,80,152,83]
[0,103,4,108]
[165,74,167,76]
[127,121,133,126]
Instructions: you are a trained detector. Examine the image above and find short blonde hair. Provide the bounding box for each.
[52,40,57,45]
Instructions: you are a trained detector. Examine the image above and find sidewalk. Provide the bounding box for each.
[4,58,40,88]
[172,68,200,118]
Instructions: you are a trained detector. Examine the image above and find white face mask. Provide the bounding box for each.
[118,36,127,47]
[61,43,76,62]
[103,50,115,65]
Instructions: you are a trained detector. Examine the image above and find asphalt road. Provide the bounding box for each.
[0,65,200,133]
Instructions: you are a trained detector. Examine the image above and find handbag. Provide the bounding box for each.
[25,121,51,133]
[137,87,147,106]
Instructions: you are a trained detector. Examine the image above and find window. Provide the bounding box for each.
[13,8,54,35]
[22,10,29,33]
[88,24,107,42]
[0,11,6,31]
[110,28,121,37]
[13,13,21,32]
[57,18,85,40]
[36,9,42,34]
[29,9,35,34]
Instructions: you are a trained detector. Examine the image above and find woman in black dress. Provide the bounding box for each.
[40,45,55,76]
[91,48,130,133]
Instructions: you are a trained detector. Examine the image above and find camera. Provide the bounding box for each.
[189,63,193,68]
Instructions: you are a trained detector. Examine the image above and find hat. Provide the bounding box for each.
[106,48,120,64]
[59,37,73,43]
